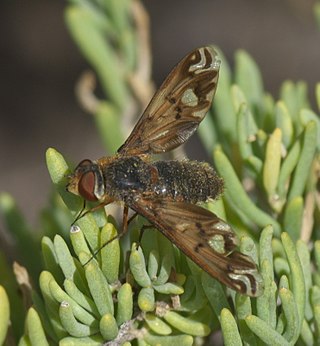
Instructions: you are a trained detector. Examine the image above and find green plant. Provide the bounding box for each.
[1,1,320,345]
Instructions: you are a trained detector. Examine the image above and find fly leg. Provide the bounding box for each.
[138,224,154,245]
[110,205,139,240]
[82,205,138,266]
[71,200,87,225]
[71,197,113,225]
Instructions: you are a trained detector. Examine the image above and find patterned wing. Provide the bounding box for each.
[118,46,220,155]
[130,198,263,297]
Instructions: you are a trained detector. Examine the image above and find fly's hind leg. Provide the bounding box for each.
[109,205,139,241]
[132,223,156,251]
[109,205,153,250]
[138,224,154,244]
[100,205,139,249]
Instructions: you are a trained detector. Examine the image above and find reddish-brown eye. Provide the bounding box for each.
[78,171,98,201]
[76,159,93,170]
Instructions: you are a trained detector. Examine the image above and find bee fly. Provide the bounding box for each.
[67,46,263,297]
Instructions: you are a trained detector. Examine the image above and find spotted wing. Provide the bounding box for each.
[130,198,263,297]
[118,46,220,155]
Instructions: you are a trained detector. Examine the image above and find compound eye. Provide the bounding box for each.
[78,171,98,201]
[76,159,93,170]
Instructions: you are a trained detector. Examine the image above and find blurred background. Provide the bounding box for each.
[0,0,319,226]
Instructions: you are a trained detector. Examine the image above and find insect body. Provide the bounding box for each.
[101,156,223,204]
[67,46,263,297]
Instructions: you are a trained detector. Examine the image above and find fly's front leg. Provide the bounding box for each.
[72,197,114,225]
[83,205,139,266]
[71,200,87,225]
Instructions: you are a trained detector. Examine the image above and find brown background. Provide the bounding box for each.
[0,0,319,227]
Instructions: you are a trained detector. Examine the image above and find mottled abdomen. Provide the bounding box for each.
[102,156,223,204]
[153,160,224,203]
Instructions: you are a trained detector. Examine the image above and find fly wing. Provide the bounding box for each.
[129,198,263,297]
[118,46,220,155]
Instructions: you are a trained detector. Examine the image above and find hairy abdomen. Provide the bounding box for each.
[153,160,223,203]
